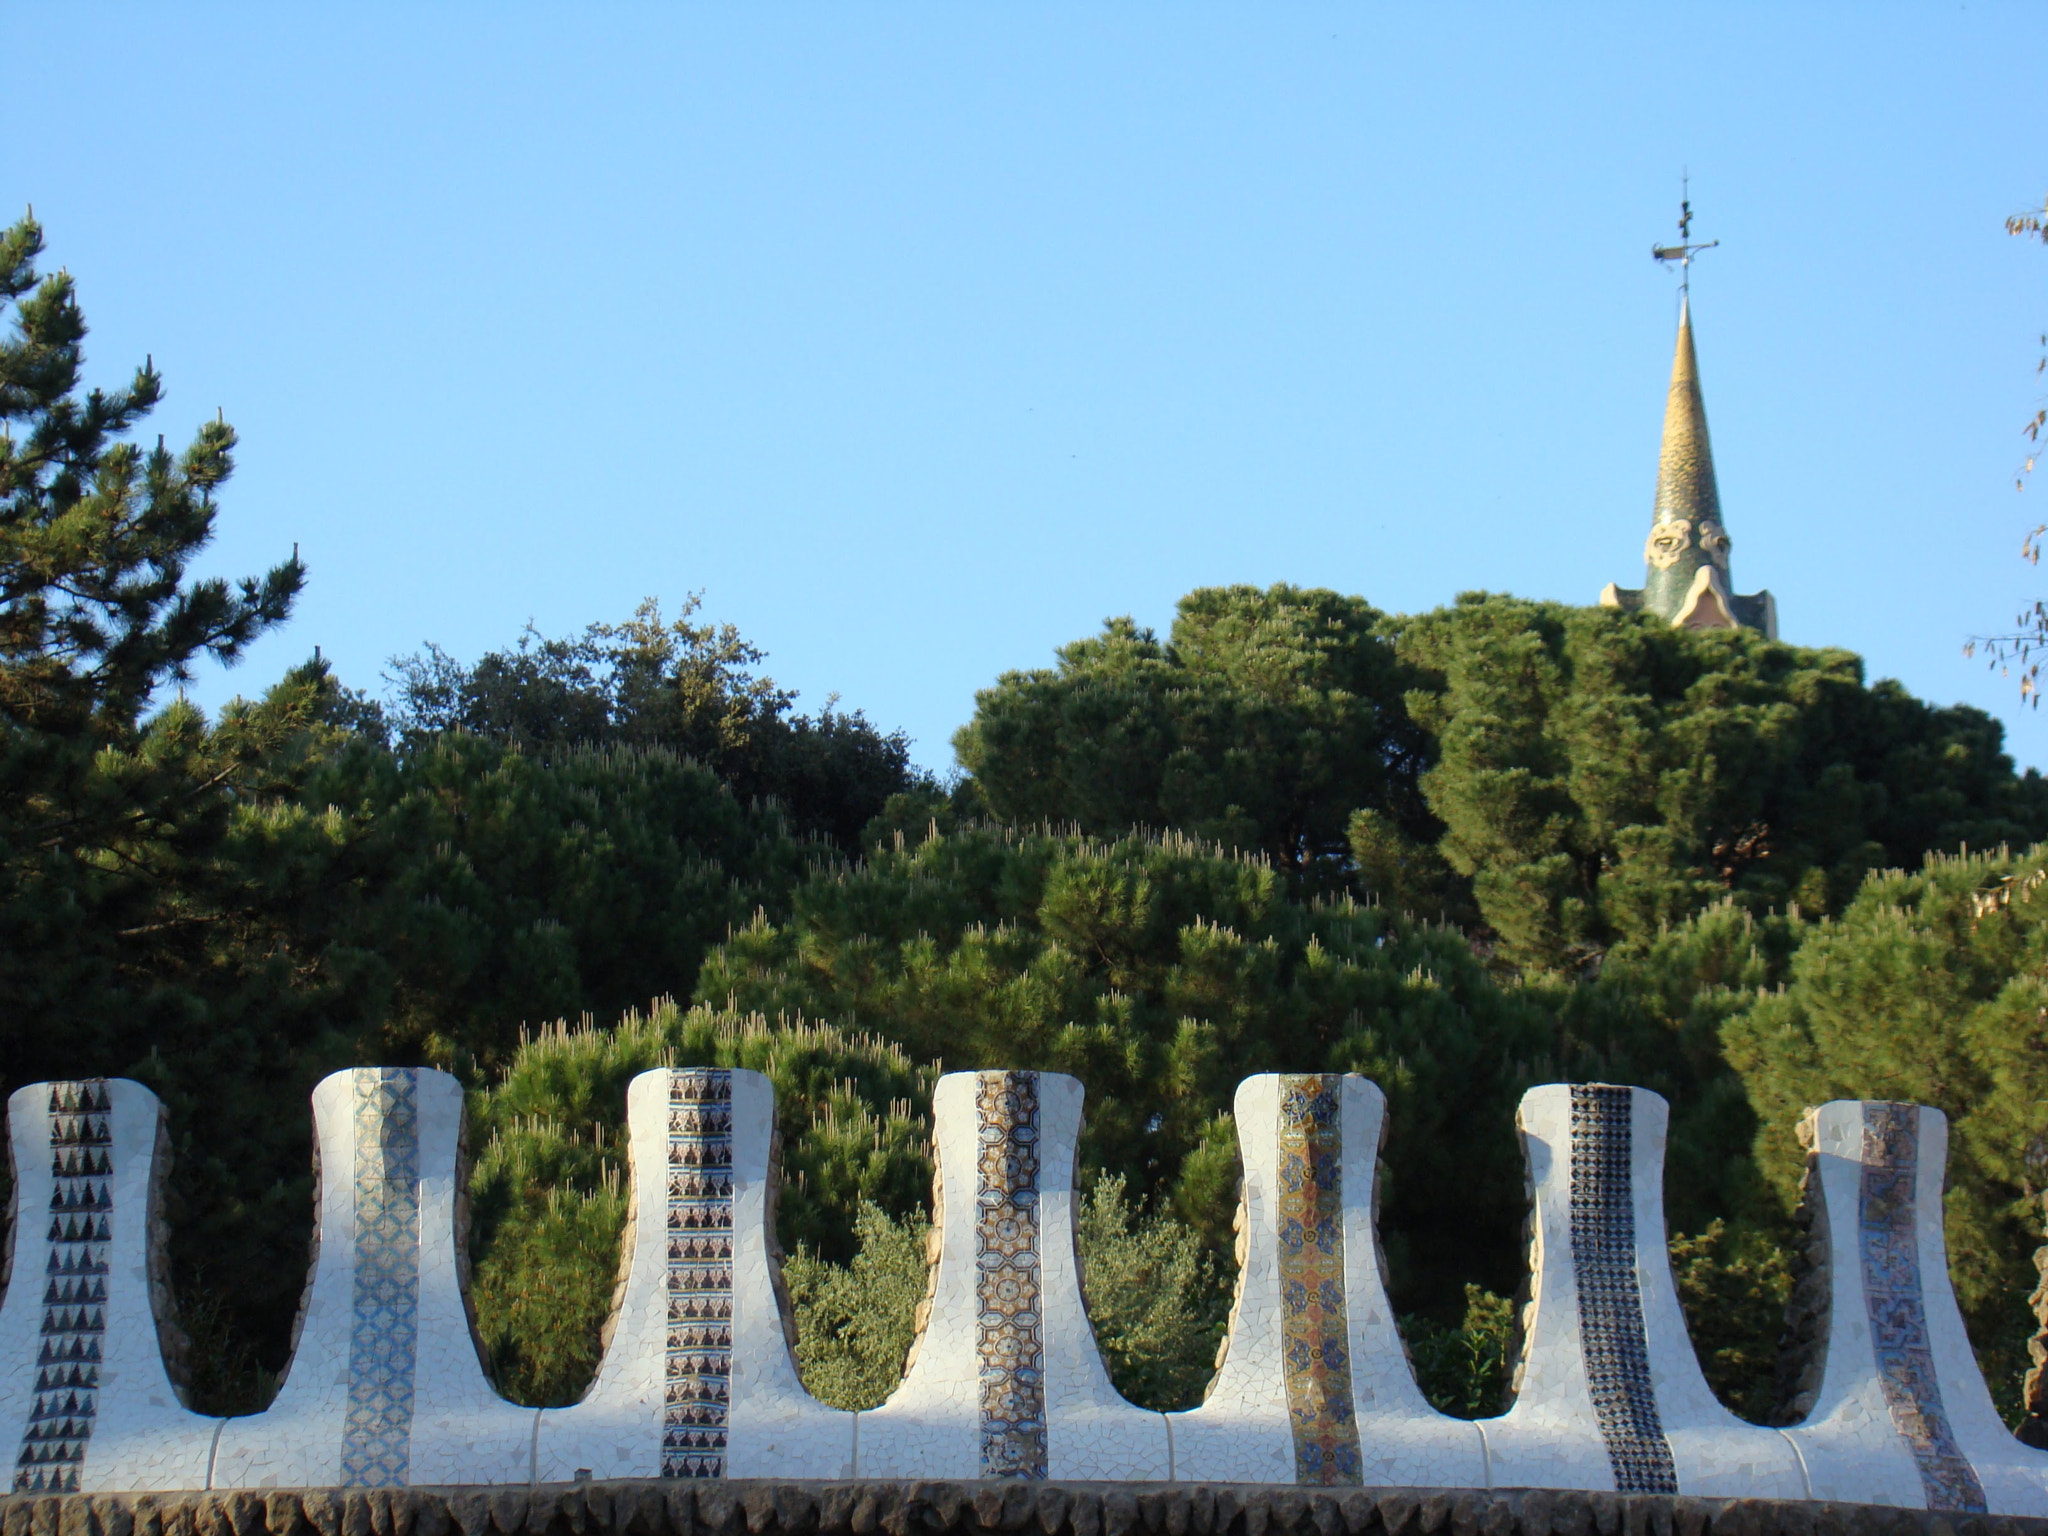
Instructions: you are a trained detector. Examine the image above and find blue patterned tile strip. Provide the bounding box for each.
[1568,1085,1678,1496]
[14,1081,112,1493]
[1858,1102,1986,1514]
[1276,1074,1361,1485]
[662,1069,734,1478]
[976,1071,1047,1479]
[339,1069,421,1488]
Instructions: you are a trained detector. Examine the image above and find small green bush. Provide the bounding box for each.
[1401,1285,1515,1419]
[785,1176,1226,1412]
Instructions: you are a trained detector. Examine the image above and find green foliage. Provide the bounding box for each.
[955,587,1435,880]
[1347,808,1470,926]
[0,212,338,1415]
[288,732,814,1068]
[387,597,932,850]
[6,233,2042,1436]
[1398,593,2047,971]
[466,1122,629,1408]
[696,821,1570,1307]
[1668,1219,1794,1424]
[961,587,2045,974]
[119,727,821,1407]
[1403,1229,1790,1426]
[465,1001,935,1406]
[1553,899,1806,1235]
[1718,844,2048,1421]
[785,1202,932,1411]
[1400,1285,1515,1419]
[1075,1172,1226,1410]
[785,1174,1223,1413]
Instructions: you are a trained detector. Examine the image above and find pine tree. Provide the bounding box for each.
[0,211,318,1409]
[0,210,305,1067]
[1399,593,2048,972]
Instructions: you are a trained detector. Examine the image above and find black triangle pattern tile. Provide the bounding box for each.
[15,1081,112,1494]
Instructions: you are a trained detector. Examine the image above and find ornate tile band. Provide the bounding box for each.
[975,1071,1047,1479]
[1567,1086,1676,1495]
[14,1081,112,1494]
[1276,1075,1361,1486]
[1858,1103,1986,1514]
[340,1068,421,1489]
[662,1069,734,1479]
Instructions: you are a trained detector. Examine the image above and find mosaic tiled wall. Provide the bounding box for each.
[662,1070,735,1479]
[1566,1086,1677,1496]
[3,1073,2045,1514]
[14,1082,112,1494]
[1274,1075,1360,1486]
[1857,1105,1986,1514]
[339,1070,421,1489]
[974,1072,1046,1480]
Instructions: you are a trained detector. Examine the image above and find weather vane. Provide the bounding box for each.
[1652,174,1718,293]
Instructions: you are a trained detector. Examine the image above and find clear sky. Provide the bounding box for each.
[12,5,2047,772]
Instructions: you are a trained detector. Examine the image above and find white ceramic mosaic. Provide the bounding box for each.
[1781,1100,2048,1517]
[3,1070,2046,1514]
[209,1069,536,1489]
[533,1068,853,1481]
[856,1071,1171,1481]
[1483,1085,1806,1500]
[1172,1074,1486,1488]
[0,1080,216,1494]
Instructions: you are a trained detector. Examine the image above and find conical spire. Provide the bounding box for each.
[1652,294,1721,526]
[1599,286,1777,639]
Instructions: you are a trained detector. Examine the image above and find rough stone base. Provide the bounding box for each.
[4,1484,2042,1536]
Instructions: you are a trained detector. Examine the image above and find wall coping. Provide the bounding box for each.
[3,1482,2041,1536]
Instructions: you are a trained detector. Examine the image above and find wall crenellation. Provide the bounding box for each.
[0,1072,2044,1517]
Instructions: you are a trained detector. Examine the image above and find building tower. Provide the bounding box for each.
[1600,202,1776,637]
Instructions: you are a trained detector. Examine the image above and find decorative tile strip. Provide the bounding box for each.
[14,1081,112,1494]
[1567,1086,1677,1496]
[340,1069,422,1489]
[975,1071,1047,1479]
[1275,1075,1361,1486]
[662,1069,734,1479]
[1858,1103,1986,1514]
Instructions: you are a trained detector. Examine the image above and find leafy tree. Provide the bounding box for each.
[465,1001,1225,1413]
[387,597,931,849]
[1666,1219,1793,1425]
[1400,1285,1515,1419]
[785,1202,933,1412]
[1072,1172,1225,1409]
[955,586,1435,882]
[963,586,2043,971]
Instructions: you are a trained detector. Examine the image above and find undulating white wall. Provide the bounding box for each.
[0,1072,2042,1513]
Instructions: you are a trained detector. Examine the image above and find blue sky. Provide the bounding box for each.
[12,5,2047,772]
